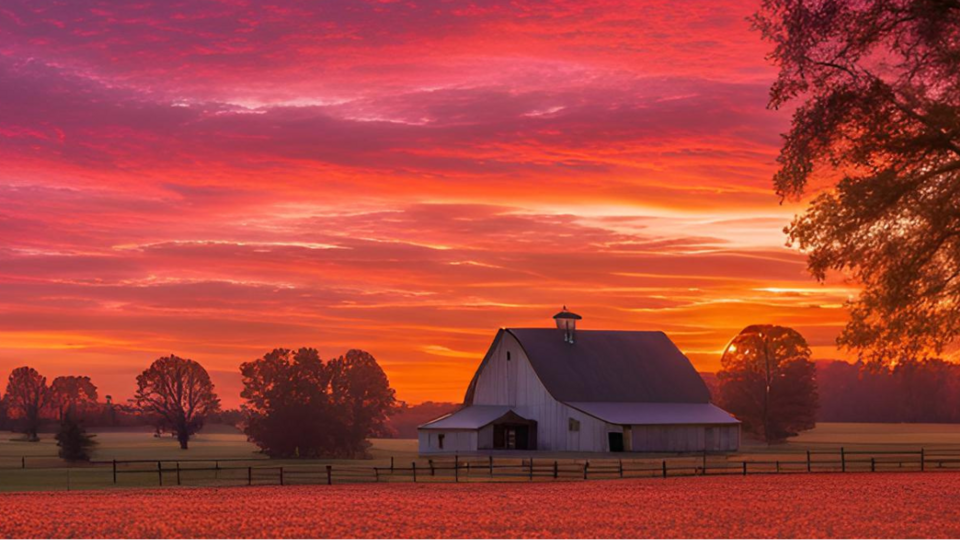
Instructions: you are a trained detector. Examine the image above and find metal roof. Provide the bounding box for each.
[464,329,711,405]
[418,405,513,430]
[567,402,740,425]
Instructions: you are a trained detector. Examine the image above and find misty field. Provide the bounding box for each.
[2,472,959,538]
[5,423,960,492]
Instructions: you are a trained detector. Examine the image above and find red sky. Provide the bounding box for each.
[0,0,854,407]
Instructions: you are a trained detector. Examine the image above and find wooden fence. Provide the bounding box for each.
[4,448,960,490]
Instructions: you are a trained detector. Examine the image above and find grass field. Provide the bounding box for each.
[3,422,960,492]
[2,472,959,538]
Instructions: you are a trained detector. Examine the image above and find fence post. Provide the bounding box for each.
[390,456,394,473]
[112,459,117,485]
[247,466,252,486]
[619,459,623,478]
[742,461,747,476]
[375,467,380,482]
[455,455,459,483]
[553,460,558,480]
[21,457,25,469]
[841,447,846,473]
[529,458,534,481]
[702,449,707,474]
[662,460,667,478]
[280,467,284,486]
[489,455,493,477]
[921,448,925,472]
[776,461,780,474]
[215,461,219,480]
[806,450,811,472]
[326,465,332,485]
[429,459,435,476]
[583,461,589,480]
[871,457,876,472]
[412,462,417,483]
[158,461,163,486]
[176,462,181,486]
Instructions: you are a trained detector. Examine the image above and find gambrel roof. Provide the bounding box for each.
[464,328,711,405]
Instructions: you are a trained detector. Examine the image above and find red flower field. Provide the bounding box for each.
[1,473,959,538]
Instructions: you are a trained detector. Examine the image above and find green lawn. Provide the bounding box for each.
[2,422,958,492]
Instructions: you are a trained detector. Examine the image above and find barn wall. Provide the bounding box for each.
[472,332,618,452]
[418,430,478,454]
[630,424,740,452]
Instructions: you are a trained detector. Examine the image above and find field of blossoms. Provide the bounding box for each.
[1,472,959,538]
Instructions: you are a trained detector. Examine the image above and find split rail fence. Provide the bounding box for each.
[3,448,960,490]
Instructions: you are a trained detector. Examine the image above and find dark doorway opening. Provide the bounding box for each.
[608,432,625,452]
[494,424,532,449]
[488,411,538,450]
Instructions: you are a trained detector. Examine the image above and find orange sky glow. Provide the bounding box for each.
[0,0,856,407]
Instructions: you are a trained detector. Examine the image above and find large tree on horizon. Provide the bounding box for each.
[134,355,220,449]
[5,367,49,442]
[241,348,396,458]
[753,0,960,365]
[718,325,818,443]
[49,376,98,421]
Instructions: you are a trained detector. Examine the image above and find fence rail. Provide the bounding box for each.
[4,447,960,490]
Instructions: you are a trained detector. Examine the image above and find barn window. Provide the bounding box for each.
[568,418,580,432]
[438,433,445,449]
[507,351,511,361]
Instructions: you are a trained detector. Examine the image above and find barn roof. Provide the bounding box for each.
[418,405,513,430]
[464,328,711,405]
[566,402,739,425]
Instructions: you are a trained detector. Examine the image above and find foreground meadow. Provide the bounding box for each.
[1,472,959,538]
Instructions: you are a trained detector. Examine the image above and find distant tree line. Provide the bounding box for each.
[817,360,960,424]
[0,347,396,460]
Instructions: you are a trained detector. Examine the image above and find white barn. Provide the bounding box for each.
[419,310,740,454]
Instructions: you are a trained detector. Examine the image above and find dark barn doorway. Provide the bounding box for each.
[489,411,538,450]
[608,432,625,452]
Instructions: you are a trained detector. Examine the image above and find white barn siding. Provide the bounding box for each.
[472,333,618,452]
[630,424,739,452]
[418,430,478,454]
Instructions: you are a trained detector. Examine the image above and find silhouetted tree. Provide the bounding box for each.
[56,410,96,462]
[5,367,49,441]
[328,349,397,453]
[718,325,818,443]
[134,355,220,449]
[241,348,396,458]
[754,1,960,364]
[50,376,98,421]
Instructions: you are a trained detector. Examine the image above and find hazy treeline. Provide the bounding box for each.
[817,360,960,423]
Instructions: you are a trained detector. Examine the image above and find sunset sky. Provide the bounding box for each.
[0,0,855,407]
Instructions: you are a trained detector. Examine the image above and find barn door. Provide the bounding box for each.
[608,432,624,452]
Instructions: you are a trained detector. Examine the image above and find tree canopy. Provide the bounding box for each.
[753,0,960,364]
[134,355,220,449]
[241,348,396,458]
[5,366,49,442]
[718,325,818,443]
[50,376,98,421]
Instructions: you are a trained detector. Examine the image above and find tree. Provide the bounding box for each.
[5,367,49,441]
[134,355,220,449]
[241,348,337,458]
[56,411,97,462]
[328,349,397,454]
[753,1,960,365]
[241,348,396,458]
[49,376,98,421]
[718,325,818,443]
